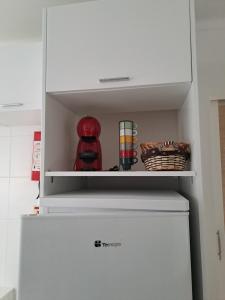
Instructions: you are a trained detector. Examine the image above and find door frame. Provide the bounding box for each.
[209,99,225,299]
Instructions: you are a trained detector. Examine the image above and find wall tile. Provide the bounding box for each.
[4,220,21,290]
[11,126,41,137]
[8,178,38,219]
[0,220,7,286]
[0,125,41,293]
[0,137,10,177]
[0,178,9,219]
[10,136,33,178]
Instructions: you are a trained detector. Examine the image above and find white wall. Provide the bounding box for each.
[197,19,225,99]
[0,125,40,292]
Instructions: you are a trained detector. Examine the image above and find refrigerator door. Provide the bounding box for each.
[18,212,192,300]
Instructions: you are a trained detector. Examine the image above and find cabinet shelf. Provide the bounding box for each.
[45,171,196,177]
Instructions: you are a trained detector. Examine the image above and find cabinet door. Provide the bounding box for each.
[0,42,42,110]
[46,0,191,92]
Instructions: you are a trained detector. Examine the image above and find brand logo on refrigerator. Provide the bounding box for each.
[94,240,122,248]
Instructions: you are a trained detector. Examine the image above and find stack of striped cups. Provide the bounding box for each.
[119,120,138,170]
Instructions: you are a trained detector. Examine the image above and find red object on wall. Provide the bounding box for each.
[31,131,41,181]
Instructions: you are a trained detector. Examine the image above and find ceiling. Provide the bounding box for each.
[0,0,224,41]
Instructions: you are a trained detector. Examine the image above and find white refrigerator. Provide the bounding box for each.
[18,191,192,300]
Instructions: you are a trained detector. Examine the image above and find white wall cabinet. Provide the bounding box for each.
[0,42,42,110]
[0,42,42,126]
[46,0,192,92]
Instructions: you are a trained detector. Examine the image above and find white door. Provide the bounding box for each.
[46,0,192,92]
[18,212,192,300]
[209,100,225,300]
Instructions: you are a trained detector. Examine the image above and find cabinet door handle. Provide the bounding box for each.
[0,103,23,108]
[217,230,222,261]
[99,77,130,83]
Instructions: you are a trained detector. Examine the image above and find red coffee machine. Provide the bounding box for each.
[74,116,102,171]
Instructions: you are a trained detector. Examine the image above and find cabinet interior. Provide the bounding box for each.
[42,85,196,196]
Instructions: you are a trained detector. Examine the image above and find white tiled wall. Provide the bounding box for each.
[0,125,40,291]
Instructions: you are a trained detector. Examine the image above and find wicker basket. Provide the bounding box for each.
[140,141,190,171]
